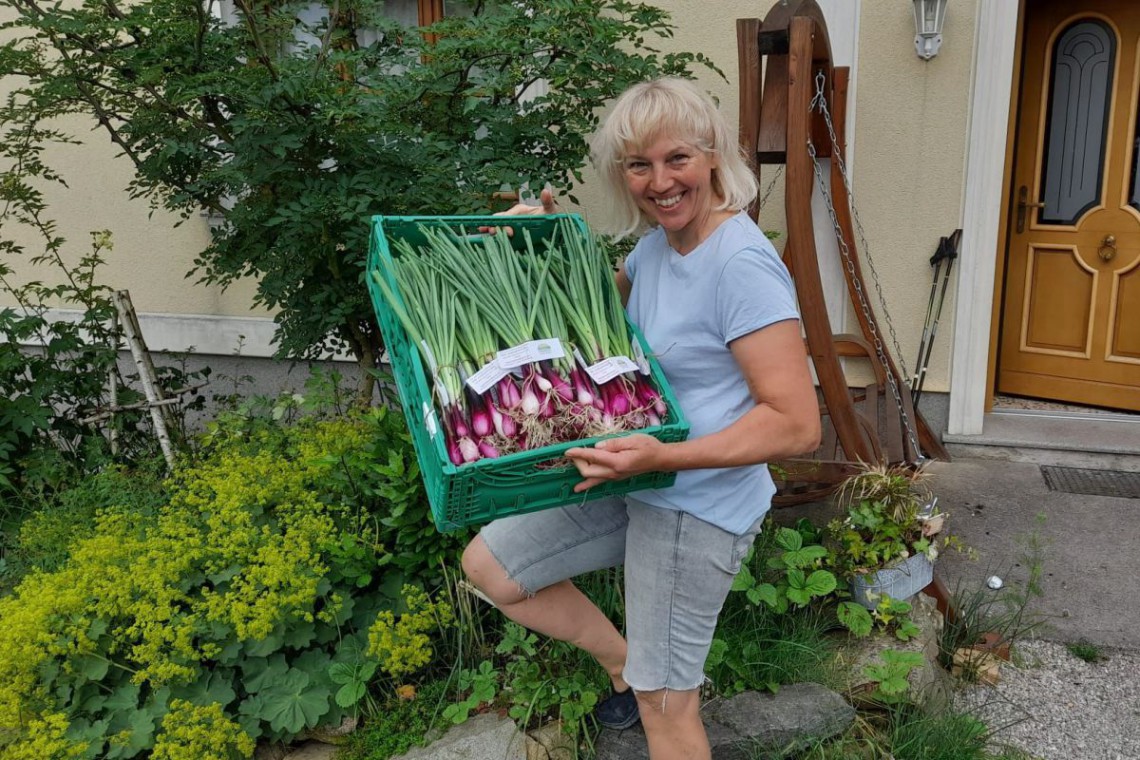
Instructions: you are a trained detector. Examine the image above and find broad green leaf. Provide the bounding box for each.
[783,545,828,568]
[171,669,236,708]
[283,620,317,649]
[730,563,755,592]
[328,662,355,685]
[786,567,806,588]
[335,681,366,708]
[786,586,812,606]
[751,583,779,608]
[74,653,110,681]
[837,602,873,636]
[775,527,803,551]
[243,654,289,694]
[245,627,286,657]
[259,669,331,735]
[803,570,838,597]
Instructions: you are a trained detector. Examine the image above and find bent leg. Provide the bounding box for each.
[461,499,630,688]
[637,688,707,760]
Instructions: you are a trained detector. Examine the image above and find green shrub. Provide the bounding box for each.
[0,410,455,758]
[4,460,166,585]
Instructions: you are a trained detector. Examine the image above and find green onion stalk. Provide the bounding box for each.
[547,220,667,429]
[375,218,672,466]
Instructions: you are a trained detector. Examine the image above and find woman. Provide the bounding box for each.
[461,78,821,760]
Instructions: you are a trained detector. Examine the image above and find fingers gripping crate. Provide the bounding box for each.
[366,213,690,532]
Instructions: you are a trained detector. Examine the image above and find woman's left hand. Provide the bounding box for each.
[565,433,663,492]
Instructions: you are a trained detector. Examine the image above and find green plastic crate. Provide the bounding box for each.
[366,213,690,532]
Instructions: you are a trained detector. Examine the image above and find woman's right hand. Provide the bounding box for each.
[480,185,559,235]
[498,185,559,217]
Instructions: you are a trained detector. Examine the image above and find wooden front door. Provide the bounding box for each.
[998,0,1140,411]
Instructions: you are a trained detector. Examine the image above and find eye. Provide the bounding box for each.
[623,159,649,174]
[668,153,691,166]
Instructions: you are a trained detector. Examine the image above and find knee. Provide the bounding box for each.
[635,688,699,720]
[461,535,528,607]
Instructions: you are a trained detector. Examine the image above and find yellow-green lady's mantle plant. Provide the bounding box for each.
[0,409,455,759]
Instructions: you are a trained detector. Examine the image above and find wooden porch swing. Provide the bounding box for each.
[736,0,950,506]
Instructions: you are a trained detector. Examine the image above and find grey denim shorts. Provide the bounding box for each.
[479,496,764,692]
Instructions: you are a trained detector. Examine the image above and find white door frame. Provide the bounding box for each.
[947,0,1022,435]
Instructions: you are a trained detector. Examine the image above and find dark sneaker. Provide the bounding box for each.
[594,687,640,730]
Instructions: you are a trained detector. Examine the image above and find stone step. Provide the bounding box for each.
[593,682,854,760]
[943,411,1140,472]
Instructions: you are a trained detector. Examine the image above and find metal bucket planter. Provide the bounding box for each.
[850,553,934,609]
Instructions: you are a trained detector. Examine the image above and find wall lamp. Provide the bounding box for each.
[912,0,949,60]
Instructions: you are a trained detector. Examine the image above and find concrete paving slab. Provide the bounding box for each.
[927,458,1140,649]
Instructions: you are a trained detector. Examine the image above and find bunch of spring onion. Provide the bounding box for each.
[371,218,670,465]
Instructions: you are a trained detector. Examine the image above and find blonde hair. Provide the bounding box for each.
[589,78,758,239]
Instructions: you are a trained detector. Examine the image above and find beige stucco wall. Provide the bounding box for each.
[0,5,266,319]
[849,0,978,395]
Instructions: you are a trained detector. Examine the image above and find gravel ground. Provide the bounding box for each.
[962,640,1140,760]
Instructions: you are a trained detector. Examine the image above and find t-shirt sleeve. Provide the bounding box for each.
[716,247,800,346]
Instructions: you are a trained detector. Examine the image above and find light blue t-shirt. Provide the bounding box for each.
[624,212,800,535]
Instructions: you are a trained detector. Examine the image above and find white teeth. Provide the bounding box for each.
[655,194,683,208]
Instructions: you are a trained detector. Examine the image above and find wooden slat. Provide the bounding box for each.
[860,383,882,462]
[786,16,874,465]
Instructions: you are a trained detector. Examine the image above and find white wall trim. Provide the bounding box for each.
[20,309,355,362]
[947,0,1020,435]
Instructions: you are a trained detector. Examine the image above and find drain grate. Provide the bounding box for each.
[1040,466,1140,499]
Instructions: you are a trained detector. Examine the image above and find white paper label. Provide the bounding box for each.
[422,402,438,439]
[497,337,566,369]
[585,355,640,385]
[466,357,509,395]
[630,338,651,375]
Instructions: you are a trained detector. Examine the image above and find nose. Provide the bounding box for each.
[649,164,670,192]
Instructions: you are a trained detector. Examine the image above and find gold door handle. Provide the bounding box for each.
[1098,234,1117,262]
[1017,186,1046,232]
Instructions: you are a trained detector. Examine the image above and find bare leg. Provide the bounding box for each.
[637,688,708,760]
[462,535,629,690]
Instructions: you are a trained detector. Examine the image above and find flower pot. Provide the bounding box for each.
[850,553,934,609]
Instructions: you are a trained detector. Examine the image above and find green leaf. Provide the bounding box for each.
[245,627,286,657]
[242,654,289,694]
[335,681,366,708]
[775,526,803,551]
[730,563,755,592]
[259,669,331,736]
[837,602,873,636]
[283,620,317,649]
[74,653,110,681]
[782,545,828,568]
[894,620,922,642]
[803,570,838,597]
[171,669,236,708]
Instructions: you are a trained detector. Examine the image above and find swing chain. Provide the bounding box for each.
[807,73,922,463]
[757,165,784,211]
[809,72,912,386]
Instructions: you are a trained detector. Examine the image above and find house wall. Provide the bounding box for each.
[2,1,982,405]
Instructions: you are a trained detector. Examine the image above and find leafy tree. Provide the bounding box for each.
[0,0,713,399]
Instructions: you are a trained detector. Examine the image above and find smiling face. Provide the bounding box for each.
[621,135,730,254]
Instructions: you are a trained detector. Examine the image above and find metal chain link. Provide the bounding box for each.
[809,72,912,386]
[807,72,922,462]
[757,165,784,211]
